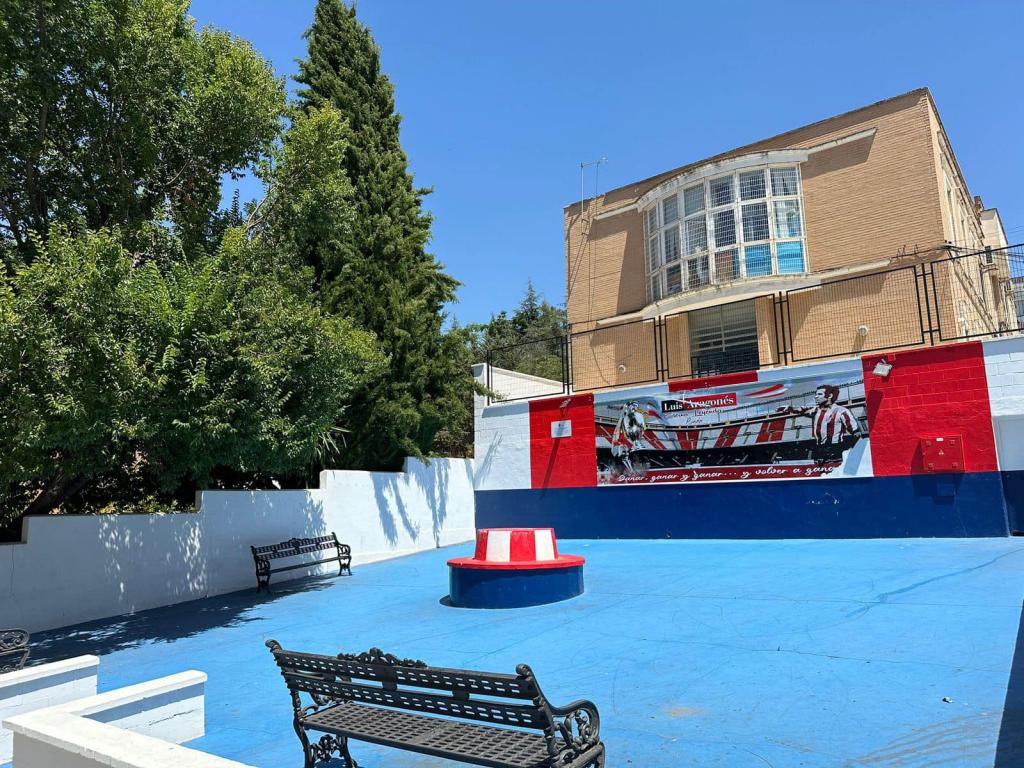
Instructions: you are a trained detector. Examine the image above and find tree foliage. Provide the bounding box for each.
[430,283,567,458]
[0,225,382,526]
[294,0,472,470]
[0,0,285,267]
[0,5,386,525]
[0,0,501,524]
[471,281,568,382]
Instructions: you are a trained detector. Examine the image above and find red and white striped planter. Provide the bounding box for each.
[448,528,584,570]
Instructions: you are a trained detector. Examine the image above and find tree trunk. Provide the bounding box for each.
[24,473,91,517]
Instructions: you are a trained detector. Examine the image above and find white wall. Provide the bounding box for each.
[473,362,564,405]
[4,671,251,768]
[474,401,532,491]
[0,656,99,763]
[984,336,1024,419]
[0,458,475,633]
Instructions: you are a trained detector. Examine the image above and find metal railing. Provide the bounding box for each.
[484,334,568,403]
[483,244,1024,404]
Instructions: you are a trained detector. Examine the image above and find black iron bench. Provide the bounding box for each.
[0,629,30,674]
[266,641,604,768]
[251,534,351,593]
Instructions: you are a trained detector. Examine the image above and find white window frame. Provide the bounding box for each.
[643,163,807,300]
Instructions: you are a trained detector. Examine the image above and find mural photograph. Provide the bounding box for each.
[596,371,871,485]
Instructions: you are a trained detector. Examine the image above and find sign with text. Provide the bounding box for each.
[550,419,572,439]
[594,365,872,485]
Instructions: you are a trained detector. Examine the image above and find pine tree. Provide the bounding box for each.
[295,0,467,470]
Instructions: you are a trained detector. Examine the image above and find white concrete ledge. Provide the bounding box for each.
[0,655,99,763]
[4,671,253,768]
[6,710,250,768]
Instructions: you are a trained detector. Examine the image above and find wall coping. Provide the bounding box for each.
[4,671,250,768]
[0,655,99,692]
[6,710,248,768]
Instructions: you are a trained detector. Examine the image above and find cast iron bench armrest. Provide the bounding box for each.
[0,628,30,673]
[544,698,602,760]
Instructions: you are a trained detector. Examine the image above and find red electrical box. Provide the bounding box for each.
[920,436,965,473]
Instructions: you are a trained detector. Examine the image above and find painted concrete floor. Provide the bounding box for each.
[21,538,1024,768]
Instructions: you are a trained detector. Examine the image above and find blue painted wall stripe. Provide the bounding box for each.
[475,471,1015,539]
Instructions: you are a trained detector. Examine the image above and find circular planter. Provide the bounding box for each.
[447,528,585,609]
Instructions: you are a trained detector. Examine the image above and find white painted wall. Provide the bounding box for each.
[984,337,1024,472]
[0,458,475,633]
[984,336,1024,418]
[0,656,99,763]
[472,364,534,491]
[4,671,251,768]
[474,401,532,491]
[473,362,563,404]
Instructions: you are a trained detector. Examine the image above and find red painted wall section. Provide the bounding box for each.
[862,342,997,475]
[668,370,758,392]
[529,394,597,489]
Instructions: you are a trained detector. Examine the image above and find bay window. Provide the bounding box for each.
[644,163,807,302]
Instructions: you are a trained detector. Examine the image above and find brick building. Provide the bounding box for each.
[563,88,1016,391]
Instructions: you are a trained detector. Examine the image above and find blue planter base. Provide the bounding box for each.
[448,565,584,609]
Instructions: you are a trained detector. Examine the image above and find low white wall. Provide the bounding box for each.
[473,362,563,404]
[0,656,99,763]
[4,671,251,768]
[0,458,475,633]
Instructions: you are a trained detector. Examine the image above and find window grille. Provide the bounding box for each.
[688,300,760,376]
[643,163,807,299]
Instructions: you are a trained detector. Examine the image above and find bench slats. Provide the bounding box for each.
[253,535,340,559]
[275,649,538,699]
[305,701,555,768]
[286,672,549,730]
[264,556,343,574]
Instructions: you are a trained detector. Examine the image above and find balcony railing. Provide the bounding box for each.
[483,244,1024,404]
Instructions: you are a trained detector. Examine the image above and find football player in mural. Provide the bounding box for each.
[611,401,647,473]
[782,384,861,465]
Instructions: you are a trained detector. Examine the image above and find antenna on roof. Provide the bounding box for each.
[567,158,608,324]
[580,157,607,221]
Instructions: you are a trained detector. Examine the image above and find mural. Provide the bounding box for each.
[596,370,871,485]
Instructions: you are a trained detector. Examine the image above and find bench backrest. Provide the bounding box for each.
[0,628,30,673]
[252,534,343,562]
[266,642,553,733]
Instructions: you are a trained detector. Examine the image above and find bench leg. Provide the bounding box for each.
[293,720,315,768]
[340,736,357,767]
[294,722,357,768]
[255,560,271,593]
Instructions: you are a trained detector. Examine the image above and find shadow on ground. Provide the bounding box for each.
[996,599,1024,766]
[27,577,333,663]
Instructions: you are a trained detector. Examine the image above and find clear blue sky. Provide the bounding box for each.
[189,0,1024,326]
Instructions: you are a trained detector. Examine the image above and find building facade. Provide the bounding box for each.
[474,89,1024,541]
[562,89,1015,392]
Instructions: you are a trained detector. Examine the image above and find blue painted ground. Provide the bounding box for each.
[19,539,1024,767]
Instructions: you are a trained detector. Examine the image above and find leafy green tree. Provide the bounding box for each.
[293,0,471,469]
[0,0,285,268]
[472,281,568,382]
[431,283,568,459]
[0,224,383,525]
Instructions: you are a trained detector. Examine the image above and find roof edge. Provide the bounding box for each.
[564,87,932,212]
